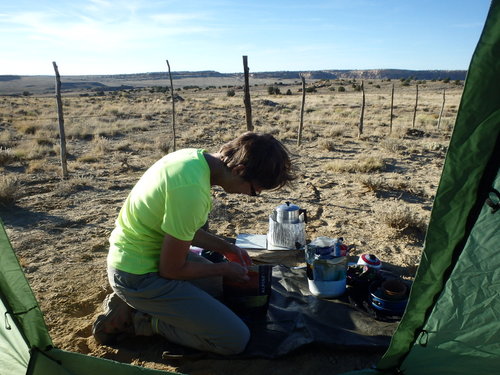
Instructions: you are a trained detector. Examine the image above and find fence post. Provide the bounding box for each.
[297,74,306,146]
[437,89,446,130]
[52,61,68,180]
[358,81,365,138]
[242,56,253,131]
[166,60,176,151]
[412,84,419,128]
[389,83,394,135]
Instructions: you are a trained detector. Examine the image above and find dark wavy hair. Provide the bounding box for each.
[218,132,296,190]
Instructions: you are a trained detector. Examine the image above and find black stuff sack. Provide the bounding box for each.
[223,265,273,319]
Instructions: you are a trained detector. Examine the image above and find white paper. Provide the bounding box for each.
[235,234,267,249]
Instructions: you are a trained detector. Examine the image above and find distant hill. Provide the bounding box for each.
[70,69,466,81]
[0,69,467,95]
[255,69,466,80]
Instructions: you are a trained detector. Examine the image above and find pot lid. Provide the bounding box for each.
[358,254,382,268]
[276,201,300,212]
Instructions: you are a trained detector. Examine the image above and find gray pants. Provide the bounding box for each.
[107,253,250,355]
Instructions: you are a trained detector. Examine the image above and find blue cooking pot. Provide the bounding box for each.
[369,280,408,315]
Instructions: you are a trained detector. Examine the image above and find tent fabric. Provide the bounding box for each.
[28,348,176,375]
[400,170,500,374]
[342,1,500,374]
[0,295,30,375]
[0,218,53,351]
[0,217,52,374]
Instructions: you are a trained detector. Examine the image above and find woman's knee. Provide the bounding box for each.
[213,323,250,355]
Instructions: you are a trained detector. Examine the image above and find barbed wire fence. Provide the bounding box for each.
[1,66,461,180]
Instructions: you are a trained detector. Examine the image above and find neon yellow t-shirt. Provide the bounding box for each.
[107,149,212,274]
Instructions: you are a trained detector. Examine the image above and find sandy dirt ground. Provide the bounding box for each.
[1,82,458,374]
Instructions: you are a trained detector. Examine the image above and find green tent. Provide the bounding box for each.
[0,217,180,375]
[344,1,500,374]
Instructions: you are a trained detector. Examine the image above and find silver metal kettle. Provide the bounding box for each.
[275,201,307,224]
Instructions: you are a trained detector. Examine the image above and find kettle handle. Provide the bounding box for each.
[299,208,307,223]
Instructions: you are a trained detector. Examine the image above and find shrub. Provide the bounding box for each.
[320,140,336,152]
[227,89,235,97]
[380,203,426,233]
[338,86,346,92]
[358,175,386,192]
[324,156,385,173]
[267,87,281,95]
[380,138,406,154]
[0,175,17,206]
[0,148,16,166]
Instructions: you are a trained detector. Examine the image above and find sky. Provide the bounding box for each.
[0,0,493,75]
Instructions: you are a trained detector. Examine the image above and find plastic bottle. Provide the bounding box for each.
[334,237,343,257]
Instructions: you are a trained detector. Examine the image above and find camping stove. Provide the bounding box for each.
[267,202,306,250]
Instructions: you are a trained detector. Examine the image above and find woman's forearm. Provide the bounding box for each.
[192,229,233,254]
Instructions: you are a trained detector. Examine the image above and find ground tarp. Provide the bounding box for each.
[241,265,399,358]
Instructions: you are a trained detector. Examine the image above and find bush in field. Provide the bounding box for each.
[267,86,281,95]
[0,148,16,166]
[338,86,346,92]
[380,203,427,234]
[227,89,235,97]
[0,175,17,206]
[321,140,336,152]
[324,156,385,173]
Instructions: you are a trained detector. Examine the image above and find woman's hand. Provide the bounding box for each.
[224,244,252,268]
[223,261,250,282]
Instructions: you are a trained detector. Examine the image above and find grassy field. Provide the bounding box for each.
[0,77,462,374]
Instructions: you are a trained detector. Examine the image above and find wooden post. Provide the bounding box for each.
[242,56,253,131]
[437,89,446,129]
[166,60,176,151]
[358,81,365,138]
[297,74,306,146]
[52,61,68,180]
[412,84,419,128]
[389,83,394,135]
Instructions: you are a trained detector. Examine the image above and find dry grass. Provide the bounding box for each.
[325,156,386,173]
